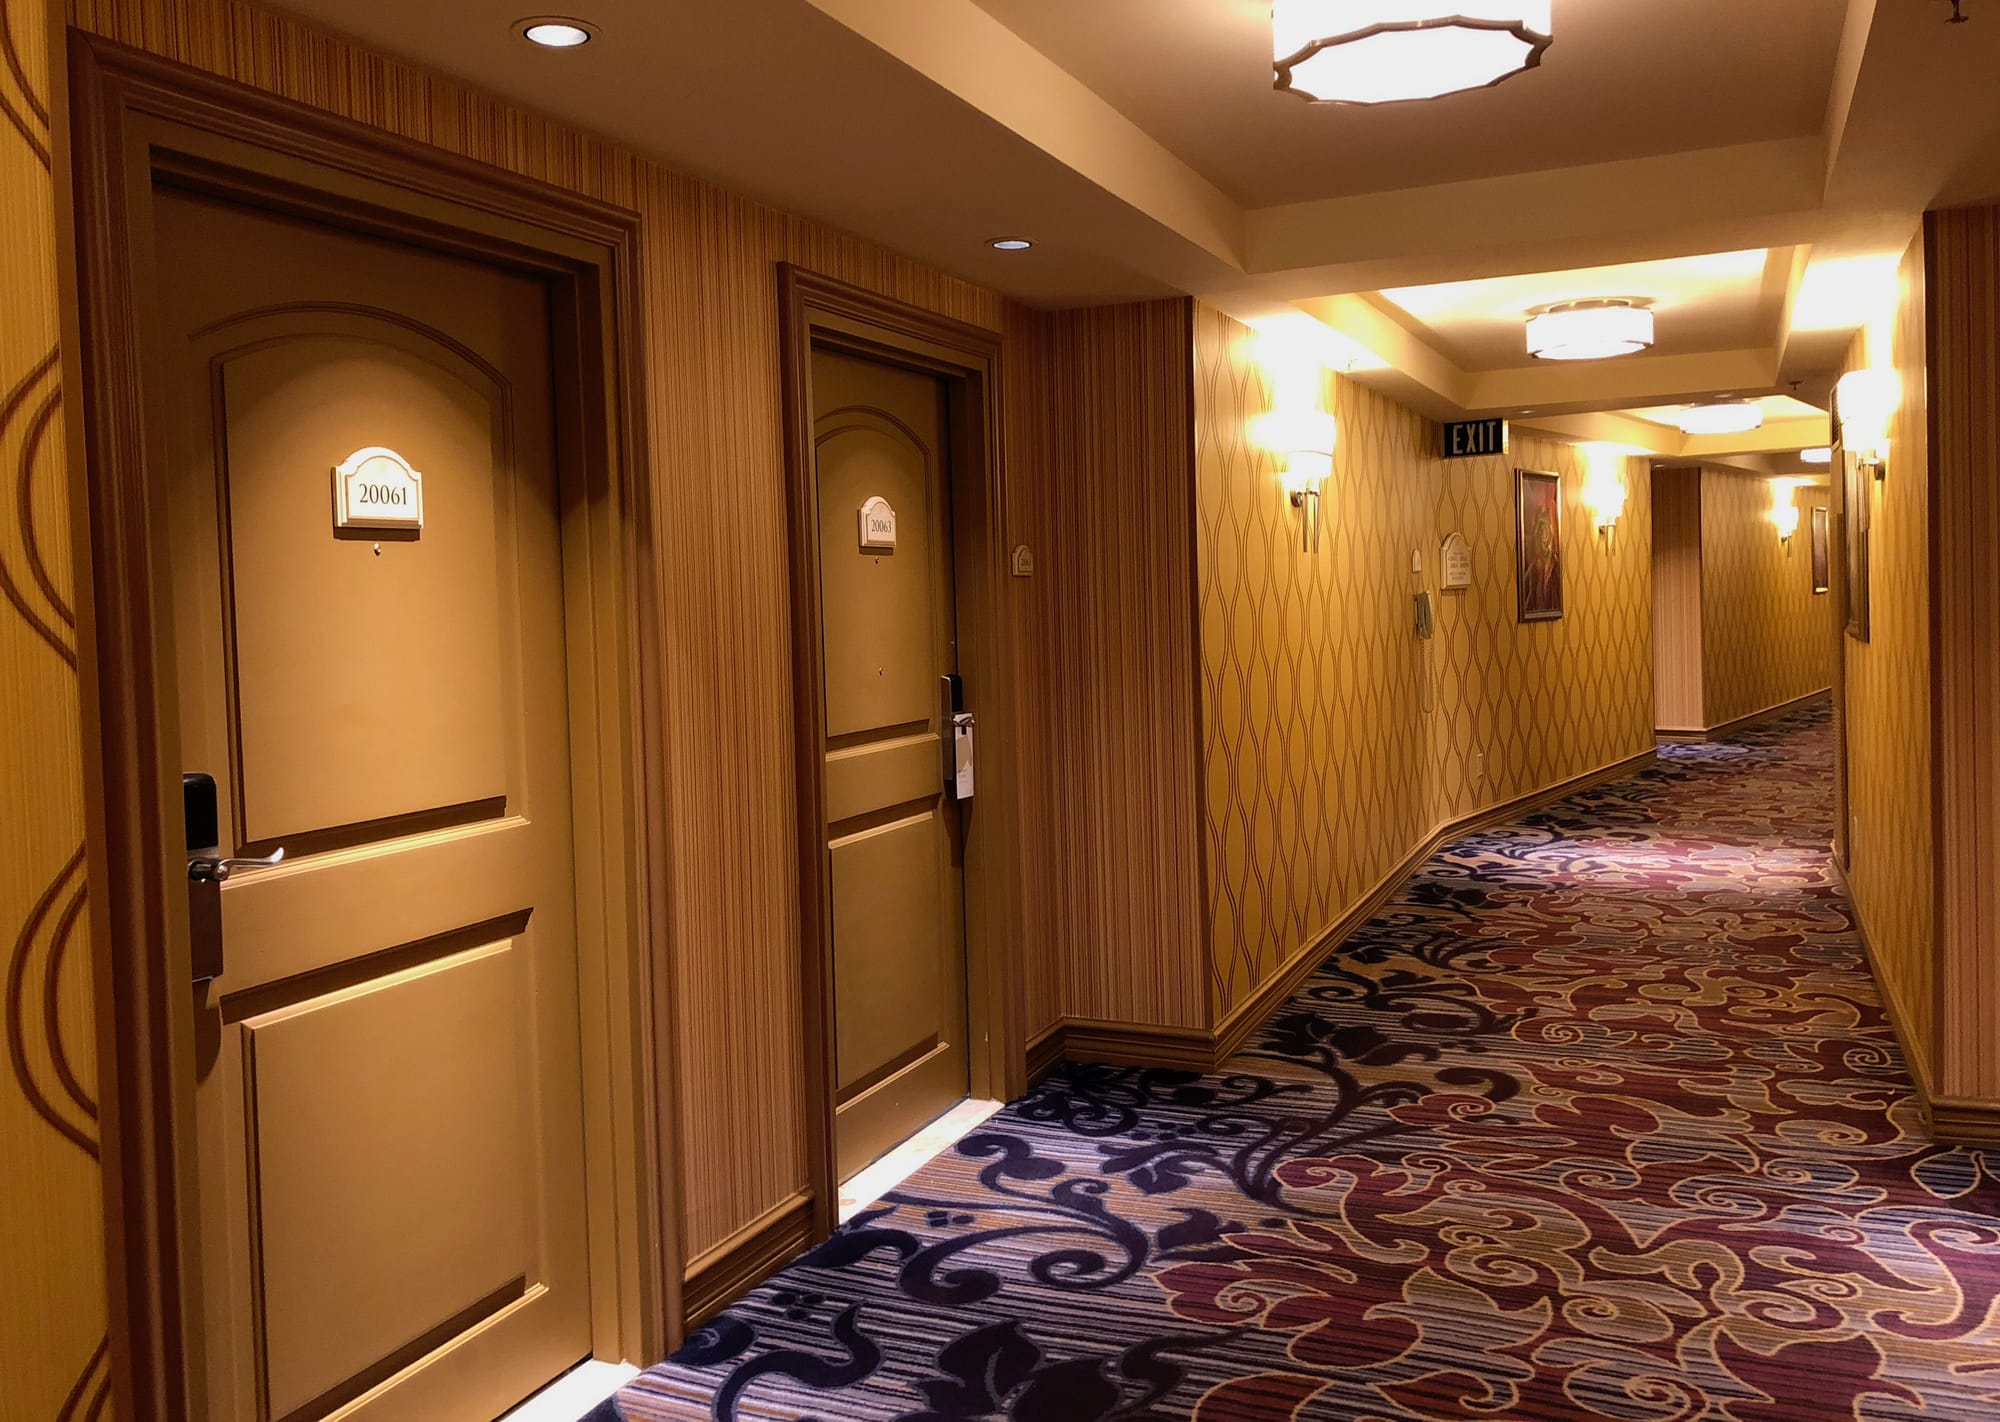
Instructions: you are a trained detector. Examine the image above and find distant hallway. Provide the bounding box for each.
[615,701,2000,1421]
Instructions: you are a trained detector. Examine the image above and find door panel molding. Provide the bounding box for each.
[777,265,1026,1244]
[64,35,678,1421]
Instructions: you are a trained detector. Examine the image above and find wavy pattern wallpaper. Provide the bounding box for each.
[1426,432,1654,826]
[1192,305,1656,1020]
[1192,307,1431,1022]
[0,0,114,1416]
[1699,468,1834,728]
[1839,235,1934,1067]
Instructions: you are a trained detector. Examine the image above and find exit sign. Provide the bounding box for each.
[1441,418,1508,459]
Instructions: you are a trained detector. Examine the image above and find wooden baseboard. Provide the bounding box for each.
[1025,1023,1066,1084]
[1062,1018,1215,1071]
[682,1189,813,1329]
[1833,861,2000,1145]
[1926,1098,2000,1145]
[1662,689,1832,744]
[1033,747,1659,1078]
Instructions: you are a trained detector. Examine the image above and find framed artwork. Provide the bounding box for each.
[1810,505,1830,594]
[1514,467,1564,622]
[1841,445,1870,640]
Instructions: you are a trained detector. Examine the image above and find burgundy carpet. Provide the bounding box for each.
[612,701,2000,1420]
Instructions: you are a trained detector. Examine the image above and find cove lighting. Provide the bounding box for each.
[1524,301,1653,362]
[1801,446,1833,464]
[519,17,594,48]
[989,238,1033,251]
[1274,2,1553,105]
[1677,401,1765,437]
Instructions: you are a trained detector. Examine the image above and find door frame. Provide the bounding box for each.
[63,35,680,1421]
[777,266,1026,1240]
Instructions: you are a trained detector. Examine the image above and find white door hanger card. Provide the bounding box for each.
[333,446,424,532]
[952,712,975,799]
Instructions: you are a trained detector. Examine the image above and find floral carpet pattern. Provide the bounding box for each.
[612,704,2000,1420]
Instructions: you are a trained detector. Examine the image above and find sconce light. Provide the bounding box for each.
[1580,442,1629,550]
[1836,368,1898,479]
[1771,477,1800,549]
[1256,407,1337,552]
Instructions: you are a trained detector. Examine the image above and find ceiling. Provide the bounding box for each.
[1376,248,1787,372]
[265,0,2000,439]
[968,0,1844,207]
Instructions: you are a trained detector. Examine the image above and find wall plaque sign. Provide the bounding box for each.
[333,446,424,532]
[859,495,898,551]
[1440,531,1473,590]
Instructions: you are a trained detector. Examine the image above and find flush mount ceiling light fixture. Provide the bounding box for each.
[1524,300,1654,361]
[988,237,1033,251]
[1273,1,1554,105]
[1677,401,1766,436]
[517,16,595,48]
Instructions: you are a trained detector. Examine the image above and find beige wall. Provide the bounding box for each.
[1,0,114,1415]
[4,0,1230,1355]
[1014,302,1208,1036]
[1839,233,1935,1069]
[1698,467,1834,728]
[1651,467,1705,733]
[1192,305,1656,1020]
[1920,204,2000,1109]
[1192,306,1433,1020]
[1426,431,1654,827]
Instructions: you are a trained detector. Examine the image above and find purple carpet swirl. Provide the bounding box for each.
[612,702,2000,1420]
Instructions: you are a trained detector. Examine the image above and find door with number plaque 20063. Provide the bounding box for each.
[812,347,972,1182]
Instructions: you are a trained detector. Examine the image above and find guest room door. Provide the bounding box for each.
[156,185,593,1421]
[812,348,972,1182]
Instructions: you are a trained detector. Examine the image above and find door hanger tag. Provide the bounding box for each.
[952,713,975,800]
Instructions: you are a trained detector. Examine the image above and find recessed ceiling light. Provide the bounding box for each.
[989,238,1033,251]
[518,16,594,48]
[1800,446,1833,464]
[1678,401,1765,436]
[1525,300,1654,361]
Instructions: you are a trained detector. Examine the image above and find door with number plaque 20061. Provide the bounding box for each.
[157,185,592,1422]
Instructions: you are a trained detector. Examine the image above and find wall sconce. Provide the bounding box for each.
[1256,407,1337,552]
[1580,442,1628,551]
[1835,368,1898,479]
[1771,477,1800,550]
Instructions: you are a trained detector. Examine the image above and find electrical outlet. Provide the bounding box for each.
[1474,751,1486,779]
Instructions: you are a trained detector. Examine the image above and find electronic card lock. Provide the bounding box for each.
[183,772,285,986]
[942,674,975,801]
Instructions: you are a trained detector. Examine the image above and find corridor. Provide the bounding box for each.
[615,704,2000,1420]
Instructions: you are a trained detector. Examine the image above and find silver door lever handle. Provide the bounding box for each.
[188,847,286,883]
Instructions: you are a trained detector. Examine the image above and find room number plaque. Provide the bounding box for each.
[333,446,425,532]
[859,495,898,551]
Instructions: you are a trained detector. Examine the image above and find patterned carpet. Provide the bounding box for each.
[612,703,2000,1420]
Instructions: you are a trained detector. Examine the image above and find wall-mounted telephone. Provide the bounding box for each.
[1414,589,1435,641]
